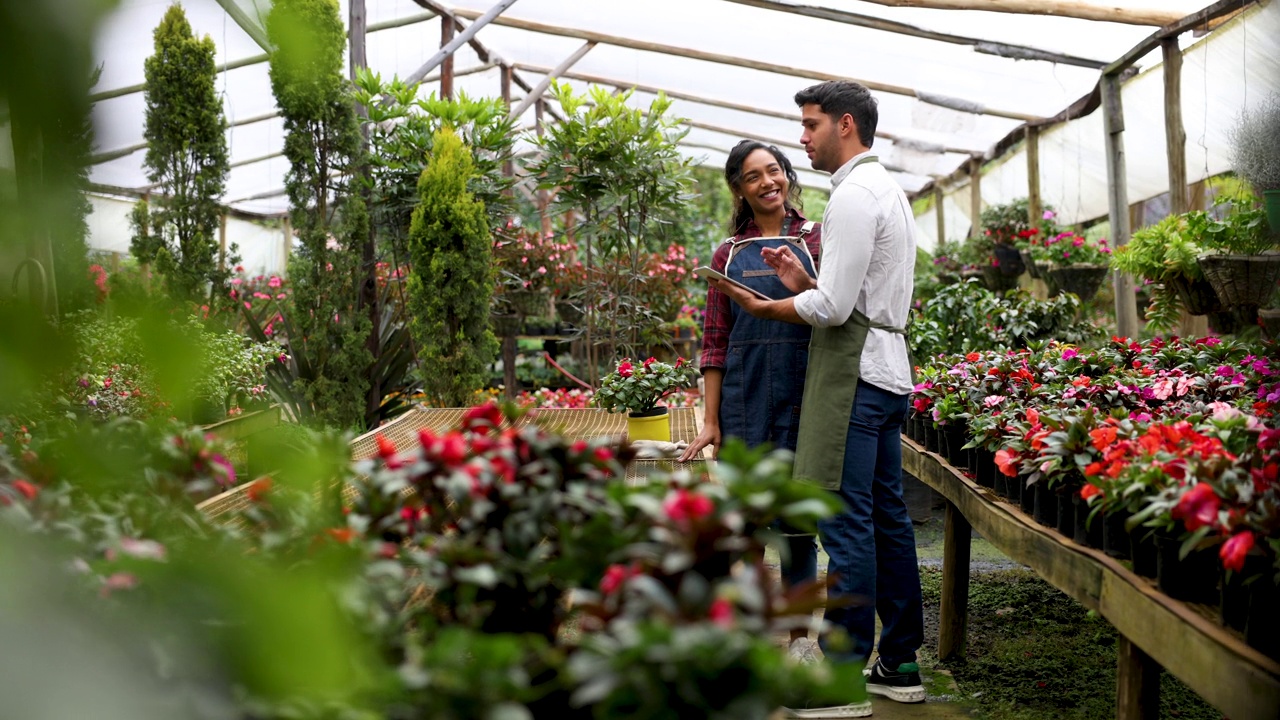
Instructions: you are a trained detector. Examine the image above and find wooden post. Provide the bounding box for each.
[1162,37,1207,337]
[1116,636,1160,720]
[968,157,982,239]
[217,213,228,273]
[349,0,366,81]
[501,64,514,194]
[934,186,946,247]
[281,216,292,276]
[502,335,518,399]
[536,101,552,237]
[440,18,455,100]
[1102,74,1140,340]
[938,500,972,661]
[1026,125,1042,228]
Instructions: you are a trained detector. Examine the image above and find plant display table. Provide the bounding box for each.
[902,436,1280,720]
[198,407,705,521]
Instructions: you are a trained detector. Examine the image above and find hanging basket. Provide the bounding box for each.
[1265,189,1280,235]
[1166,275,1224,316]
[491,313,522,337]
[1045,264,1109,303]
[1260,309,1280,341]
[508,289,554,318]
[980,265,1020,293]
[554,299,584,326]
[1020,249,1041,279]
[992,244,1025,277]
[1197,253,1280,309]
[626,406,671,443]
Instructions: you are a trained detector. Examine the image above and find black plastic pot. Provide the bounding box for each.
[1018,477,1035,515]
[1003,472,1022,503]
[975,448,996,488]
[1033,483,1057,528]
[1103,512,1131,560]
[941,425,969,469]
[1072,496,1104,549]
[924,422,940,454]
[1219,557,1268,633]
[1055,491,1075,538]
[1155,533,1219,605]
[1130,529,1158,579]
[1246,575,1280,661]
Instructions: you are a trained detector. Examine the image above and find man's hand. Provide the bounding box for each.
[707,277,771,318]
[761,246,817,294]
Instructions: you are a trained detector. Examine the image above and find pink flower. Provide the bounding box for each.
[1061,348,1078,360]
[1172,483,1219,532]
[268,276,282,288]
[994,449,1019,477]
[118,538,167,561]
[617,361,634,378]
[663,489,714,524]
[1043,210,1055,220]
[1220,531,1254,573]
[100,572,138,597]
[600,563,636,595]
[709,598,735,628]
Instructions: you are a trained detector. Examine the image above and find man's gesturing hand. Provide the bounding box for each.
[761,246,816,294]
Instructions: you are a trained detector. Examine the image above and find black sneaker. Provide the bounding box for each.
[864,658,926,703]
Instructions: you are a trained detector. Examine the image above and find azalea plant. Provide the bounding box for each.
[593,357,699,415]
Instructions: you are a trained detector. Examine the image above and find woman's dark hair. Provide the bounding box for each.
[794,80,878,148]
[724,141,803,235]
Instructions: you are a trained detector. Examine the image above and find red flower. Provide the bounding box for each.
[1089,427,1117,452]
[965,352,981,362]
[643,356,656,369]
[600,563,636,595]
[593,446,615,463]
[1172,483,1219,532]
[1220,531,1254,573]
[994,449,1019,477]
[709,598,735,628]
[1079,483,1102,501]
[437,432,468,467]
[418,428,437,448]
[12,479,38,501]
[326,527,355,543]
[462,402,503,433]
[617,361,634,378]
[376,433,402,469]
[246,477,272,502]
[663,488,715,523]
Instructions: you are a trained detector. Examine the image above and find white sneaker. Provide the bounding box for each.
[781,701,873,718]
[788,637,821,665]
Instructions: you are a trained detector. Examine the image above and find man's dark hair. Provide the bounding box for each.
[794,81,878,148]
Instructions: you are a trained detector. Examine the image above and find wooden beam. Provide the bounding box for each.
[938,500,972,661]
[1116,636,1160,720]
[1162,38,1188,216]
[1102,74,1139,340]
[1104,0,1252,76]
[90,110,280,165]
[451,8,1041,122]
[853,0,1183,26]
[722,0,1108,68]
[404,0,522,85]
[439,17,455,99]
[968,157,982,238]
[218,213,229,273]
[508,42,596,118]
[1026,126,1042,230]
[514,62,978,155]
[501,65,514,186]
[349,0,367,81]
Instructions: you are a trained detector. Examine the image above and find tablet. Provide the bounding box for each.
[693,266,773,301]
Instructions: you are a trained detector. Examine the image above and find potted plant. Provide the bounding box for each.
[1230,93,1280,233]
[1032,230,1112,303]
[1111,212,1216,333]
[593,357,698,442]
[979,198,1058,279]
[1195,196,1280,314]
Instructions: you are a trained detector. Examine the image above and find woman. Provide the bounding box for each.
[679,140,822,655]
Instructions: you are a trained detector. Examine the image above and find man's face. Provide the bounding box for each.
[799,103,841,174]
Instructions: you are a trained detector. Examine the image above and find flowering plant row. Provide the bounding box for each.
[912,336,1279,582]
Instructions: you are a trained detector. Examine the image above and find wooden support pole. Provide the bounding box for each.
[502,336,518,399]
[218,213,228,273]
[968,157,983,238]
[281,216,292,276]
[508,41,596,119]
[934,186,946,247]
[535,101,552,237]
[854,0,1182,26]
[1116,636,1161,720]
[501,64,515,195]
[1026,126,1042,229]
[1102,74,1140,340]
[348,0,366,81]
[405,0,522,85]
[1162,36,1207,337]
[440,19,455,100]
[938,501,972,662]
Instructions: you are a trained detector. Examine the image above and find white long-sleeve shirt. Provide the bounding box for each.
[793,150,916,395]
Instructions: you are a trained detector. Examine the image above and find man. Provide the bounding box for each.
[705,80,924,718]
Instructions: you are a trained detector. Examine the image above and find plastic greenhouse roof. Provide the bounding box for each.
[82,0,1245,219]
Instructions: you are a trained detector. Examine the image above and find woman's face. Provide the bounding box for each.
[735,148,788,218]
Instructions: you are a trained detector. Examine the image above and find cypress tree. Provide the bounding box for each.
[131,4,230,303]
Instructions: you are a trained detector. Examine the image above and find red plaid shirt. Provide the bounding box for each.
[698,209,822,371]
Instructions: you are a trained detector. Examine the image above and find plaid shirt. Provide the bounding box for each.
[699,209,822,372]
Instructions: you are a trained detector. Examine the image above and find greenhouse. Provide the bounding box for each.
[1,0,1279,718]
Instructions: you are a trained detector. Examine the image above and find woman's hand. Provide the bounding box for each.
[679,423,721,462]
[761,246,817,294]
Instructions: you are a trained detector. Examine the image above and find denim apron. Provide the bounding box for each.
[791,156,911,490]
[718,218,818,451]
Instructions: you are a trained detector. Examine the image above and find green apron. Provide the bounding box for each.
[792,155,912,490]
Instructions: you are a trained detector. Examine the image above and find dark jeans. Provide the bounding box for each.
[817,380,923,668]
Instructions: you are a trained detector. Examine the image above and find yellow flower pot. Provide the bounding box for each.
[626,407,670,443]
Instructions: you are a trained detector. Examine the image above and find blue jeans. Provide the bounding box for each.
[817,380,923,668]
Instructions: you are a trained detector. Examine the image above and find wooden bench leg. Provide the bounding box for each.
[938,500,971,661]
[502,336,517,399]
[1116,636,1159,720]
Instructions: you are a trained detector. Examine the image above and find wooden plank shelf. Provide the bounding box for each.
[902,436,1280,720]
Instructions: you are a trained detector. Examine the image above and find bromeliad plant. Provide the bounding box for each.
[593,357,699,415]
